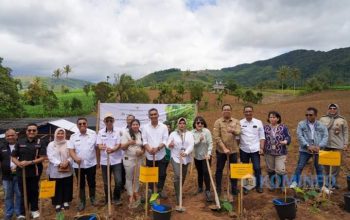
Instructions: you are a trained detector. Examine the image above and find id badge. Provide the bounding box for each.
[272,145,276,150]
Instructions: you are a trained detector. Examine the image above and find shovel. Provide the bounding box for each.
[176,155,186,212]
[22,166,30,220]
[76,164,81,217]
[206,156,221,211]
[106,153,112,218]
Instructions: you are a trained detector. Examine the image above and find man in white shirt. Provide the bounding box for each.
[238,106,265,193]
[97,113,123,205]
[68,118,98,211]
[142,108,169,198]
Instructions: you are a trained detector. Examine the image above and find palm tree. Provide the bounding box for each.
[276,66,290,91]
[290,67,301,94]
[63,65,72,78]
[52,68,62,79]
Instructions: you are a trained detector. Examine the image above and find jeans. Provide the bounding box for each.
[146,156,168,192]
[101,163,122,201]
[292,151,323,187]
[215,151,237,195]
[3,176,21,218]
[239,150,262,188]
[194,158,211,191]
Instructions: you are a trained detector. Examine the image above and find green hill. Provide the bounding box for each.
[15,76,93,90]
[139,47,350,86]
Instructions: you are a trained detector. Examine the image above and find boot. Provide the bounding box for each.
[78,189,86,211]
[268,172,276,191]
[89,187,97,206]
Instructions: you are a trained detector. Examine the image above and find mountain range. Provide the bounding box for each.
[139,47,350,86]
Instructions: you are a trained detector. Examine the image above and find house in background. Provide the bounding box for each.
[212,80,225,93]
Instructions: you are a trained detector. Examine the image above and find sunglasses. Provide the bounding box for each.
[196,121,204,125]
[305,114,314,117]
[27,129,37,132]
[78,122,87,126]
[329,107,337,110]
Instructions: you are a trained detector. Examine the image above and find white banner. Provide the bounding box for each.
[99,103,196,130]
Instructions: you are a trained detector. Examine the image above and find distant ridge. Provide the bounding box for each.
[15,76,93,90]
[139,47,350,86]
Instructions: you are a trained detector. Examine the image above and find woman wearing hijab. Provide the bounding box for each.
[191,116,213,202]
[47,128,73,211]
[263,111,291,191]
[121,119,144,209]
[167,117,194,210]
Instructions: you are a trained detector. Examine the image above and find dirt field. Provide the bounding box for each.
[1,90,350,219]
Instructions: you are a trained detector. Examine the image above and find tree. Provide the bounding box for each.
[175,82,185,102]
[52,68,62,79]
[114,73,135,102]
[189,82,204,103]
[157,83,173,103]
[226,79,238,93]
[63,65,72,78]
[0,57,25,118]
[83,84,91,96]
[23,77,46,105]
[42,90,59,115]
[290,67,301,94]
[276,66,290,91]
[92,82,113,102]
[61,85,69,93]
[71,97,82,111]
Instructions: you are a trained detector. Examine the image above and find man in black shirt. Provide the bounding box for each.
[12,123,46,219]
[0,129,24,220]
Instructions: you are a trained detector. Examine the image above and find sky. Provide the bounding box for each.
[1,0,350,82]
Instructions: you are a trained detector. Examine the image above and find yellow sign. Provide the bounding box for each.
[230,163,253,179]
[319,150,341,166]
[39,180,56,199]
[139,166,159,183]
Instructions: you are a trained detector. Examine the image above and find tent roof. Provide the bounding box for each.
[48,119,95,133]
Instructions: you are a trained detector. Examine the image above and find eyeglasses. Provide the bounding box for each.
[27,129,37,132]
[78,122,87,126]
[329,107,337,110]
[196,121,203,125]
[305,114,314,117]
[149,113,158,116]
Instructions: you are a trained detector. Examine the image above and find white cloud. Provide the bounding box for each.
[0,0,350,82]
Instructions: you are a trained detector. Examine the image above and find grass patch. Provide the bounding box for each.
[23,89,96,117]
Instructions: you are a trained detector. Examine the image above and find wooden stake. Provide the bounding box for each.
[153,155,156,193]
[284,187,287,203]
[22,167,30,220]
[240,178,243,214]
[77,165,81,216]
[226,154,230,200]
[205,157,220,209]
[145,182,149,218]
[107,154,112,218]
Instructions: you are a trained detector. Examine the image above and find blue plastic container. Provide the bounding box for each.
[152,204,172,220]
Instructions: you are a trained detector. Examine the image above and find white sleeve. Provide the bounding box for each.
[141,126,148,145]
[67,135,75,149]
[166,132,175,148]
[96,130,103,145]
[47,142,61,166]
[185,132,194,155]
[258,121,265,140]
[162,125,169,145]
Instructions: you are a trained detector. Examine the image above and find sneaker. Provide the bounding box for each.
[90,197,97,206]
[114,199,122,206]
[159,191,168,199]
[31,211,40,219]
[205,190,213,202]
[17,215,25,220]
[256,188,263,193]
[55,205,61,212]
[196,188,203,194]
[289,181,298,189]
[78,202,85,212]
[322,186,333,195]
[63,202,70,210]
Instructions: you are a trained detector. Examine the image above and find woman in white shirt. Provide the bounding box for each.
[47,128,73,212]
[121,119,144,209]
[167,117,194,209]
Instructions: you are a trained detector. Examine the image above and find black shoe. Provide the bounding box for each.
[205,190,213,202]
[195,188,203,195]
[232,189,239,195]
[114,199,122,206]
[77,202,85,212]
[159,191,168,199]
[243,189,248,195]
[256,188,263,193]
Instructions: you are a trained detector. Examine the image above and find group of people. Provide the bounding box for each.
[0,103,348,219]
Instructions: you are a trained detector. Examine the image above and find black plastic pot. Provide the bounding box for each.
[345,193,350,213]
[152,204,172,220]
[273,197,297,220]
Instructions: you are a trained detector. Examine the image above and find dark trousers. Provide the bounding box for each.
[74,166,96,201]
[18,175,40,214]
[146,156,168,192]
[101,163,122,201]
[194,158,211,191]
[240,150,262,188]
[49,175,73,205]
[215,151,238,195]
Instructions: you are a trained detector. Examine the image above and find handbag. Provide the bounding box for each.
[57,150,71,172]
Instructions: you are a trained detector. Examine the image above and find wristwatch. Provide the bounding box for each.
[31,160,35,165]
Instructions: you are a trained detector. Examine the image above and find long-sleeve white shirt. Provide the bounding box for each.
[47,141,73,178]
[142,123,169,161]
[166,130,194,165]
